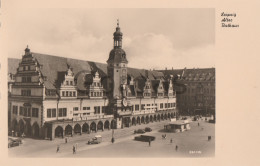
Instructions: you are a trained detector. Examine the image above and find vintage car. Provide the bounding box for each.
[8,138,20,148]
[144,127,152,132]
[88,135,102,145]
[134,135,156,142]
[134,129,146,134]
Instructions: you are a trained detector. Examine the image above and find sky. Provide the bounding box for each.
[6,8,215,70]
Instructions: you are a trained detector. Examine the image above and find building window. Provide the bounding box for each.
[32,108,39,118]
[62,91,65,96]
[22,77,31,83]
[102,106,106,113]
[165,103,168,108]
[47,109,52,118]
[73,107,79,111]
[66,81,69,85]
[141,104,145,110]
[63,108,67,117]
[70,81,73,85]
[24,108,28,117]
[83,107,90,110]
[160,103,163,109]
[73,92,76,96]
[66,91,68,96]
[69,92,72,96]
[52,109,56,117]
[135,104,139,111]
[19,106,24,116]
[12,106,18,115]
[94,106,100,114]
[58,108,67,117]
[21,89,31,96]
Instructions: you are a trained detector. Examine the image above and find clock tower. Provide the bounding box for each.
[107,20,128,99]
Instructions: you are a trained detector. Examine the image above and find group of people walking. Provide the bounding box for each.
[56,137,78,154]
[56,144,78,154]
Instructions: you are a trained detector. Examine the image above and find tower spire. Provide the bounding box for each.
[113,19,123,48]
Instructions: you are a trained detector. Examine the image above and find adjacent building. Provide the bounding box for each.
[8,22,177,140]
[161,68,215,116]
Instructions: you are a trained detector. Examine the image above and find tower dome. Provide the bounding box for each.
[107,20,128,64]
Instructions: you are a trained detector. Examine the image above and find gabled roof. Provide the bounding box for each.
[8,53,165,92]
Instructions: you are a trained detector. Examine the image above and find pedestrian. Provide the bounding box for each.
[65,137,67,143]
[170,138,173,143]
[56,145,60,153]
[21,133,25,139]
[148,139,151,147]
[175,145,178,151]
[12,130,14,137]
[111,137,115,143]
[73,145,76,154]
[198,122,200,126]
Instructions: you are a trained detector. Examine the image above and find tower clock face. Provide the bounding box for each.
[122,98,127,107]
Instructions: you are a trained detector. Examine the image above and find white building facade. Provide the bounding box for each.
[9,23,177,140]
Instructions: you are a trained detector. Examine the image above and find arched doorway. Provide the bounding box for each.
[97,121,103,131]
[137,117,141,124]
[74,124,81,134]
[164,114,167,120]
[154,115,157,122]
[161,114,164,120]
[171,113,174,118]
[12,119,18,134]
[104,120,110,130]
[82,123,89,133]
[132,117,136,125]
[145,116,149,123]
[55,126,63,138]
[111,120,116,129]
[65,125,72,136]
[19,120,25,136]
[25,122,32,137]
[174,112,176,117]
[141,116,145,124]
[32,122,40,138]
[90,122,96,132]
[157,114,160,121]
[168,113,171,119]
[150,115,153,122]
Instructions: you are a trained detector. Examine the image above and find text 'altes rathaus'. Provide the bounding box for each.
[8,21,177,140]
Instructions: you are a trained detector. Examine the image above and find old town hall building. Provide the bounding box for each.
[9,22,177,140]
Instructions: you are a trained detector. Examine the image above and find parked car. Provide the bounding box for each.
[9,137,22,144]
[8,138,20,148]
[134,135,156,142]
[134,129,146,134]
[88,135,102,144]
[144,127,152,132]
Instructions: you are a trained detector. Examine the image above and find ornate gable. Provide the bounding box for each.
[143,78,152,98]
[59,67,77,98]
[89,71,104,98]
[157,79,164,98]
